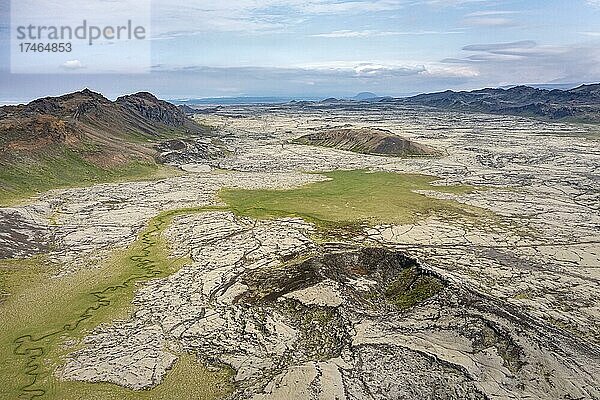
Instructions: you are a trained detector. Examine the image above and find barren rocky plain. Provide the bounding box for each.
[1,102,599,399]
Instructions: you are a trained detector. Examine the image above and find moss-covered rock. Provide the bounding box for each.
[385,266,445,310]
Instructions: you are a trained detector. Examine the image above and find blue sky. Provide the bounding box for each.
[1,0,600,101]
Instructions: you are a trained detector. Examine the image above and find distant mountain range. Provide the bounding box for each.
[175,84,600,123]
[352,92,379,101]
[393,84,600,122]
[172,93,381,105]
[499,83,584,91]
[172,96,322,105]
[273,85,600,123]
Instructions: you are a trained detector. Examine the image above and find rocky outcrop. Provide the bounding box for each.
[116,92,187,127]
[0,207,51,260]
[178,104,197,116]
[155,138,229,166]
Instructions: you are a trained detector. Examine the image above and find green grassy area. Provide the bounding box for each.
[385,267,445,310]
[0,255,53,305]
[0,207,232,400]
[220,170,480,229]
[54,355,234,400]
[117,127,208,144]
[0,147,181,206]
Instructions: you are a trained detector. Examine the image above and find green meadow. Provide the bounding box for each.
[0,148,180,206]
[221,170,481,229]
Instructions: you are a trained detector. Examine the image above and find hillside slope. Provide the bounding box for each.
[0,89,208,204]
[293,128,438,157]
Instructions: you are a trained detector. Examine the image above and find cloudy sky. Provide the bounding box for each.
[1,0,600,101]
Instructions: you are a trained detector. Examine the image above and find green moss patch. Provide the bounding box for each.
[0,207,232,400]
[220,170,480,229]
[0,147,180,206]
[385,267,445,310]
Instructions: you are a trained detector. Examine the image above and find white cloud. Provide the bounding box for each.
[311,30,375,38]
[352,63,425,76]
[301,0,405,14]
[152,0,408,36]
[150,0,496,37]
[141,61,481,97]
[62,60,84,69]
[422,0,490,7]
[462,41,536,52]
[420,65,479,77]
[465,10,519,17]
[445,40,600,85]
[311,29,462,38]
[463,9,519,27]
[465,17,516,26]
[270,60,478,79]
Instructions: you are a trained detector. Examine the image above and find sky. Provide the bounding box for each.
[1,0,600,101]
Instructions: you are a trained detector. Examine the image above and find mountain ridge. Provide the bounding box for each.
[0,89,208,204]
[0,88,206,161]
[389,83,600,122]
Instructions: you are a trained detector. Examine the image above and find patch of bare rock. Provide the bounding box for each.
[60,212,600,399]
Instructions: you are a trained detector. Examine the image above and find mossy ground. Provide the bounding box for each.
[51,355,234,400]
[0,147,181,206]
[220,170,481,229]
[0,207,232,400]
[385,267,445,309]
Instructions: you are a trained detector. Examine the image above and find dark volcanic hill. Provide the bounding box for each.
[393,84,600,122]
[293,128,438,157]
[0,89,209,203]
[0,89,205,161]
